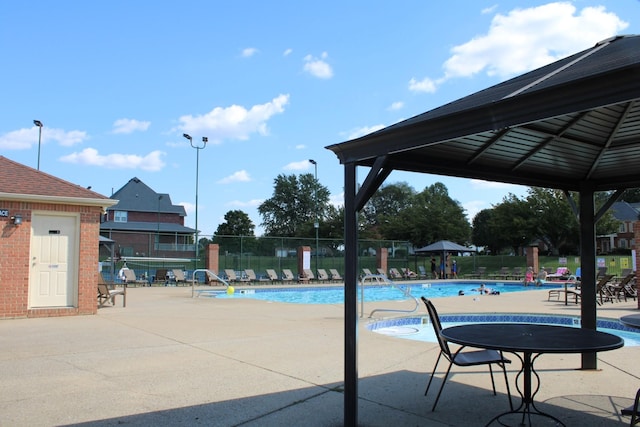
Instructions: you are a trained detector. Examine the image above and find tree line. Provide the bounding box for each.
[204,173,632,256]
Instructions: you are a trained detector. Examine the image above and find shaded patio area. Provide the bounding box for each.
[0,285,638,426]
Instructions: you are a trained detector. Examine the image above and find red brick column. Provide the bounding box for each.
[377,247,388,274]
[526,245,539,273]
[205,244,219,275]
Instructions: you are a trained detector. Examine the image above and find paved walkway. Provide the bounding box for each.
[0,283,639,426]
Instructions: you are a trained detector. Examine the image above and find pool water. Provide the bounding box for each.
[368,314,640,347]
[202,282,559,304]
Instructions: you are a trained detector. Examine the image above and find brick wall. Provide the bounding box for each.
[0,200,103,319]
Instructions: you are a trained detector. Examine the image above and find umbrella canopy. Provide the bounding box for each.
[415,240,472,253]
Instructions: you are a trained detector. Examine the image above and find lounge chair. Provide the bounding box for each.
[490,267,511,280]
[122,269,148,287]
[417,266,428,278]
[225,269,250,283]
[245,269,269,283]
[388,268,402,280]
[607,273,636,301]
[421,297,512,411]
[467,267,486,279]
[301,269,315,283]
[155,268,168,284]
[362,268,374,277]
[317,269,330,282]
[97,273,126,307]
[329,269,343,282]
[511,267,523,280]
[172,269,188,286]
[282,269,295,282]
[547,267,570,281]
[376,268,388,277]
[566,274,615,305]
[266,269,280,282]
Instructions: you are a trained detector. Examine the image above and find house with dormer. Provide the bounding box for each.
[597,201,638,253]
[100,177,195,260]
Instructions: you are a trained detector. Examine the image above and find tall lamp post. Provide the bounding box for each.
[33,120,43,170]
[183,133,207,267]
[309,159,319,274]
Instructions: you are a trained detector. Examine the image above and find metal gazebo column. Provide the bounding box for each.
[344,162,358,425]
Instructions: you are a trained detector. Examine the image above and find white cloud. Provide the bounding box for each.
[241,47,258,57]
[283,48,293,56]
[112,118,151,134]
[408,77,438,93]
[295,144,306,150]
[462,200,487,221]
[179,202,195,215]
[469,179,520,190]
[410,2,628,93]
[176,94,290,143]
[0,126,87,150]
[283,160,314,171]
[481,5,498,15]
[217,170,251,184]
[330,192,344,208]
[346,124,385,140]
[388,101,404,111]
[59,148,166,171]
[225,199,263,208]
[303,52,333,79]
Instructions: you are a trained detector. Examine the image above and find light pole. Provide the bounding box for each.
[309,159,319,274]
[183,133,207,267]
[33,120,43,170]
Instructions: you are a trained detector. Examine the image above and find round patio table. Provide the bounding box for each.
[441,323,624,426]
[620,313,640,329]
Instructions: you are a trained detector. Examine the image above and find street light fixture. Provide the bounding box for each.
[33,120,43,170]
[309,159,319,275]
[183,133,207,267]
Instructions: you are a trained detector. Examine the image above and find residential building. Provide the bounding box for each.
[100,177,195,260]
[597,201,638,253]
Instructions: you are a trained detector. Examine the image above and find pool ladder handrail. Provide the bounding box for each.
[360,274,420,318]
[191,269,230,298]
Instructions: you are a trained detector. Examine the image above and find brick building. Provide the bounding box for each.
[0,156,116,318]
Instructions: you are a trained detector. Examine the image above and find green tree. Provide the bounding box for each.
[214,210,255,236]
[258,173,330,237]
[361,182,416,238]
[381,182,470,247]
[621,188,640,203]
[471,209,504,254]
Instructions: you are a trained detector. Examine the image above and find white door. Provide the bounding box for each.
[30,213,79,307]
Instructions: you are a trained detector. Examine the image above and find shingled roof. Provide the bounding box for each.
[0,156,113,206]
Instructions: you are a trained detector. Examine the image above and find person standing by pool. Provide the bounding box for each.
[430,257,437,279]
[445,253,451,279]
[451,259,458,279]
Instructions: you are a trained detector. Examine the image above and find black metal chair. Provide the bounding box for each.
[421,297,513,411]
[622,388,640,426]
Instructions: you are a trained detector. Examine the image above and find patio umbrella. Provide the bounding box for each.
[414,240,472,255]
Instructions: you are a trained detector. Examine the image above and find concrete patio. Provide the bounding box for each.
[1,284,639,426]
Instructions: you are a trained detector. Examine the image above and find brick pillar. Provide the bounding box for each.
[377,247,388,274]
[526,245,539,273]
[635,223,640,309]
[206,244,219,275]
[297,246,311,279]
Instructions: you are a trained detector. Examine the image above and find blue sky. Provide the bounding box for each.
[2,1,638,236]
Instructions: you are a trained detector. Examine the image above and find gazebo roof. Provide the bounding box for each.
[327,35,640,193]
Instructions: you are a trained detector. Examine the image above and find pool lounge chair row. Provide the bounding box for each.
[216,268,344,284]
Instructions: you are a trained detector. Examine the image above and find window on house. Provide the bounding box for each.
[619,223,626,233]
[114,211,128,222]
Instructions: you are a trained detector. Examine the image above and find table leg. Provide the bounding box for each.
[564,282,568,306]
[484,352,566,427]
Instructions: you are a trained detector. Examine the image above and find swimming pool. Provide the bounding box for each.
[368,313,640,347]
[199,282,561,304]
